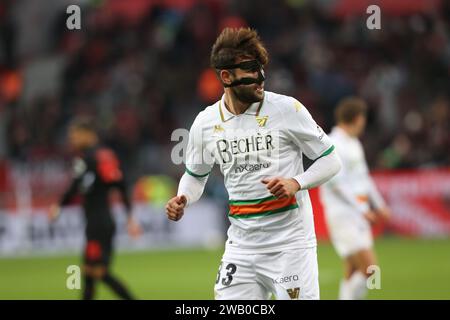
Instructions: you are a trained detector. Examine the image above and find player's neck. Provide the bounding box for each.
[224,91,251,115]
[81,138,99,151]
[338,124,358,138]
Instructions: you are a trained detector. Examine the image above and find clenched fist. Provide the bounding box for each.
[48,203,61,222]
[363,210,378,224]
[262,177,301,199]
[127,216,143,239]
[165,195,187,221]
[375,207,391,223]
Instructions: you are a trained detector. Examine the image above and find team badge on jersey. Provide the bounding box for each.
[294,100,302,112]
[256,116,268,127]
[214,124,225,133]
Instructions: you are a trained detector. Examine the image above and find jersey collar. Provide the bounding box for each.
[219,93,264,122]
[333,126,353,140]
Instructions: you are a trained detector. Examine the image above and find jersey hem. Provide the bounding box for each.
[223,241,317,255]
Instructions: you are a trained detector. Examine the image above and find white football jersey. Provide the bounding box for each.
[185,91,334,254]
[320,126,385,219]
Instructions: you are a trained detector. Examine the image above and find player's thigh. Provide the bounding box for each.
[84,232,114,270]
[348,248,378,276]
[258,248,320,300]
[328,216,373,258]
[343,258,358,279]
[214,255,270,300]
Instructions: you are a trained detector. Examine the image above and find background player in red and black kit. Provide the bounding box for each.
[49,117,142,300]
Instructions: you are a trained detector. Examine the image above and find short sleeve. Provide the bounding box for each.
[285,99,334,160]
[185,114,214,177]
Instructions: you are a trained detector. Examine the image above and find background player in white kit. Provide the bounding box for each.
[320,97,391,300]
[166,28,342,300]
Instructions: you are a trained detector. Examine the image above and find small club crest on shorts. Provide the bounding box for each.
[286,287,300,299]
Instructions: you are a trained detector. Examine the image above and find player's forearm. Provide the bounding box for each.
[177,172,208,207]
[59,178,80,206]
[113,180,132,215]
[292,149,342,190]
[362,158,386,210]
[60,192,72,206]
[367,177,386,210]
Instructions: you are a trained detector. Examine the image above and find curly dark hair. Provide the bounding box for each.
[210,27,269,70]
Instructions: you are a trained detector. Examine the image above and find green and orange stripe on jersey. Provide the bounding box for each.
[228,195,299,219]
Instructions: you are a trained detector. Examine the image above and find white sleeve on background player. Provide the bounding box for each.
[326,151,370,215]
[292,149,341,190]
[361,156,386,210]
[177,172,208,207]
[367,178,386,210]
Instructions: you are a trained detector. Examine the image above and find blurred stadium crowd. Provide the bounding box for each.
[0,0,449,186]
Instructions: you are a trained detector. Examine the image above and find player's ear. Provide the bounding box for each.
[220,69,233,86]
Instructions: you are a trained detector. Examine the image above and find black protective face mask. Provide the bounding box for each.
[215,60,265,87]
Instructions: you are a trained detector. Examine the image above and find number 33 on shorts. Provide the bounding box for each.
[215,262,237,287]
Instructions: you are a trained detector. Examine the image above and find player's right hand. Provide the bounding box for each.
[363,210,378,224]
[127,216,143,239]
[165,195,187,222]
[376,207,392,222]
[48,203,61,222]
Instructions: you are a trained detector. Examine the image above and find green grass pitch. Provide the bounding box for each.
[1,237,449,299]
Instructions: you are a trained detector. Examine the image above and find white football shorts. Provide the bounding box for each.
[214,247,319,300]
[325,213,373,258]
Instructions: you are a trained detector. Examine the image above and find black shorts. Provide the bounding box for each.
[83,231,114,267]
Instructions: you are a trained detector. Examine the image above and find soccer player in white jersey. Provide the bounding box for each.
[166,28,342,300]
[320,97,391,300]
